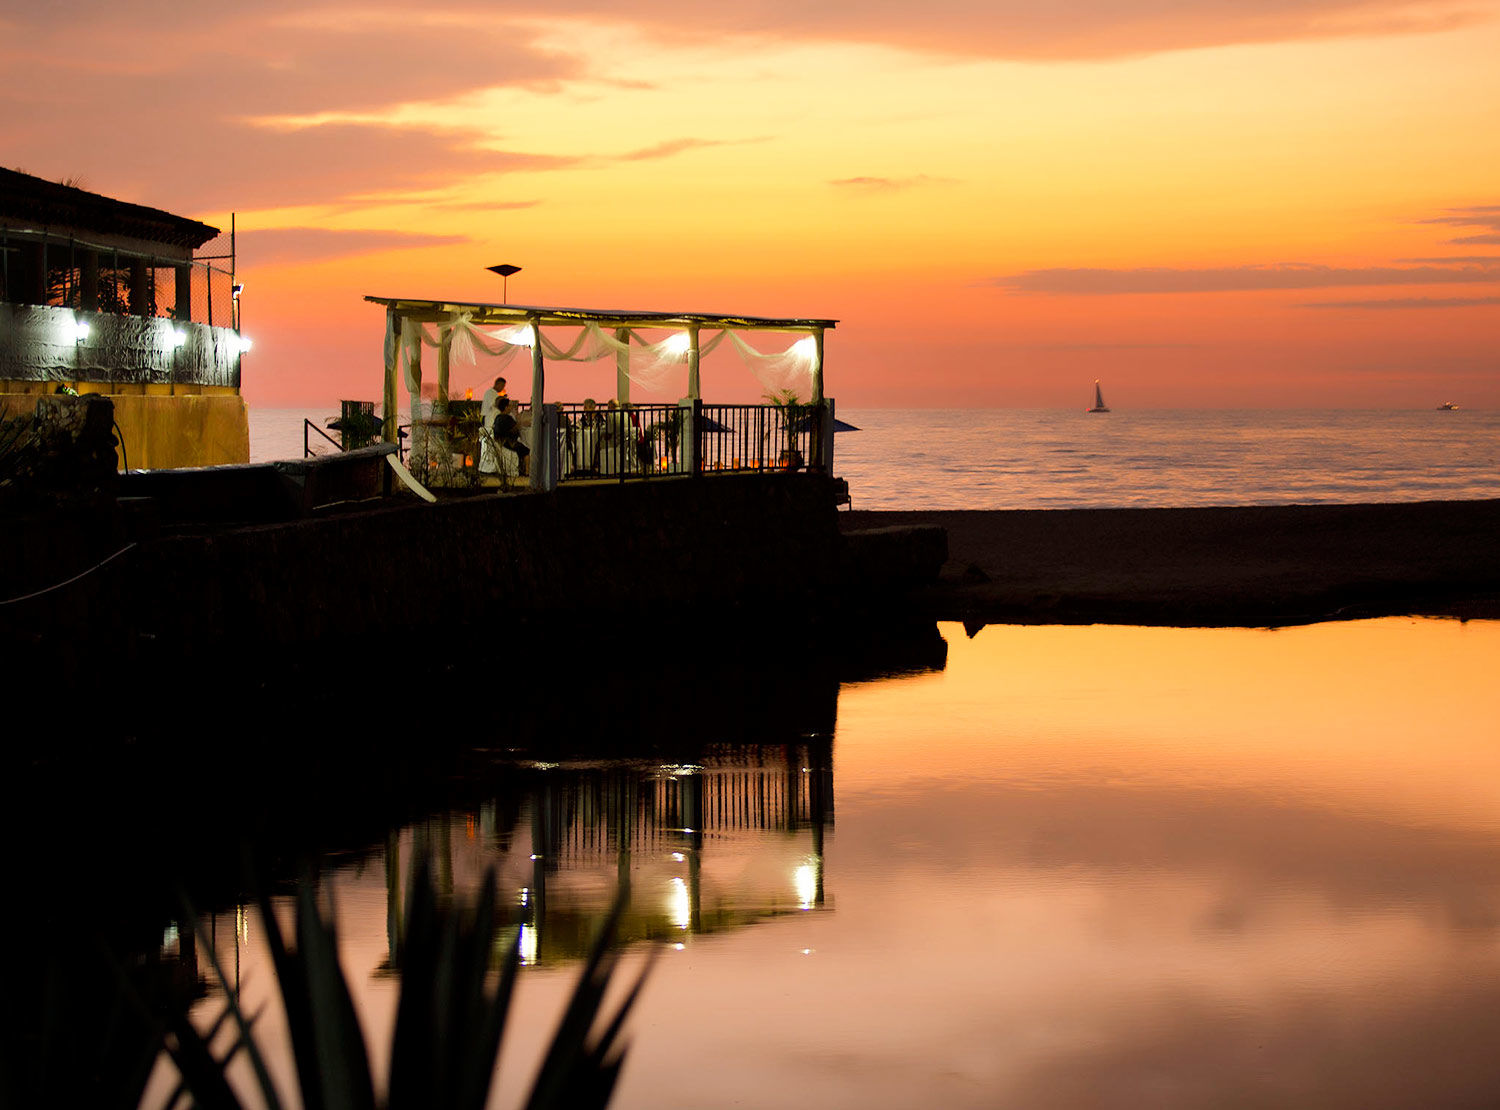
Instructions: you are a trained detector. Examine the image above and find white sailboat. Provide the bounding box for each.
[1087,380,1110,413]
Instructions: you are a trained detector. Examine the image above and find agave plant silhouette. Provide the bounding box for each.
[152,859,650,1110]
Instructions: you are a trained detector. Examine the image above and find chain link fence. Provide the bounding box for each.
[0,229,236,329]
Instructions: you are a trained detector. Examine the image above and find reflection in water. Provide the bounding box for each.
[378,741,834,967]
[13,617,1500,1108]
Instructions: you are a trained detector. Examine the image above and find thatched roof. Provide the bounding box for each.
[0,167,219,251]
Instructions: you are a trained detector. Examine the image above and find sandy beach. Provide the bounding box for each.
[840,499,1500,627]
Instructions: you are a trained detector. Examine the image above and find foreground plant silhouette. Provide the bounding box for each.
[155,860,650,1110]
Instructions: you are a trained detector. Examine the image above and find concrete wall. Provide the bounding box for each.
[1,386,248,470]
[0,303,240,387]
[4,474,844,683]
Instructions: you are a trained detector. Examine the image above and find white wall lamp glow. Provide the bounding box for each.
[71,317,90,344]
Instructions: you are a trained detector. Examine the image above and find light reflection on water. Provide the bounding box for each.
[178,617,1500,1109]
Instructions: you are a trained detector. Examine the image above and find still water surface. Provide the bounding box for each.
[174,616,1500,1108]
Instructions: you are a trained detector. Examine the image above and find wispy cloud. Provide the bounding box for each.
[234,227,472,268]
[1301,295,1500,310]
[830,174,955,191]
[1,2,1493,221]
[429,198,545,213]
[2,0,1476,67]
[1397,255,1500,264]
[992,262,1500,295]
[996,341,1202,350]
[1420,205,1500,246]
[615,138,733,162]
[0,7,579,213]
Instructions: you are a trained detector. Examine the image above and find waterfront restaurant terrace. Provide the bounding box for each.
[366,296,840,492]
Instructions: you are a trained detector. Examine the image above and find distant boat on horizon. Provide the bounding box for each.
[1436,400,1460,411]
[1087,380,1110,413]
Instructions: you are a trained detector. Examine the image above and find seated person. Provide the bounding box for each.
[490,397,531,473]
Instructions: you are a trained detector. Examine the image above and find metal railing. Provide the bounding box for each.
[303,418,343,458]
[698,402,820,475]
[317,399,831,489]
[553,401,826,484]
[0,226,238,329]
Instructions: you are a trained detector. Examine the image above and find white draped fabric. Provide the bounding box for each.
[725,333,819,399]
[388,311,819,403]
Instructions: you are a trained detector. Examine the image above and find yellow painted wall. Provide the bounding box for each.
[0,384,249,470]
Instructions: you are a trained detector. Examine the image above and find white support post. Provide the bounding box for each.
[810,327,824,403]
[407,321,427,472]
[383,310,399,446]
[615,327,630,405]
[528,315,551,490]
[435,321,453,473]
[687,324,701,400]
[436,321,452,417]
[810,327,829,471]
[529,315,545,415]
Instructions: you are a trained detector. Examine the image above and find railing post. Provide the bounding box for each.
[684,397,699,477]
[533,402,558,491]
[818,399,835,473]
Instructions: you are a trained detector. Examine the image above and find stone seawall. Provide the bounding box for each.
[7,474,848,682]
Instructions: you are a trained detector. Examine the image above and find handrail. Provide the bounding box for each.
[549,401,826,483]
[303,418,344,458]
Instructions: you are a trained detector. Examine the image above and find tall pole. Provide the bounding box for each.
[487,263,521,305]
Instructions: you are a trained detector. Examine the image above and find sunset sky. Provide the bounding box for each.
[4,0,1498,408]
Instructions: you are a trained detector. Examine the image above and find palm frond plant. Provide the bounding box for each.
[764,389,808,469]
[153,859,650,1110]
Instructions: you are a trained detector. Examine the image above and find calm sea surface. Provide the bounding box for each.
[139,617,1500,1108]
[250,406,1500,510]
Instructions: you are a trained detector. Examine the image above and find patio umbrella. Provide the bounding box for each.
[790,413,860,433]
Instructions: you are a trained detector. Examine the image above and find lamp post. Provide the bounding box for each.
[487,263,521,304]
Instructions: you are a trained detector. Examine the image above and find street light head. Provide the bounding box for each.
[487,264,522,278]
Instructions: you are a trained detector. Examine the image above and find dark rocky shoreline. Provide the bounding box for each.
[840,499,1500,627]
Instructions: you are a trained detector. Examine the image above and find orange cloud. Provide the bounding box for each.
[233,227,471,268]
[829,175,956,191]
[1301,295,1500,309]
[995,261,1500,294]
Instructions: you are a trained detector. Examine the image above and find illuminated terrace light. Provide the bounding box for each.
[668,876,691,929]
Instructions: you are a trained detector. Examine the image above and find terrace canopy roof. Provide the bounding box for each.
[365,296,836,332]
[367,296,837,436]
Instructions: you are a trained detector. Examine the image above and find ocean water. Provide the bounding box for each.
[250,406,1500,510]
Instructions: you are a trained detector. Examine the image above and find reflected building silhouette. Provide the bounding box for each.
[382,739,835,966]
